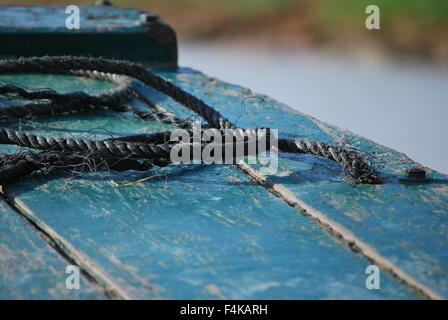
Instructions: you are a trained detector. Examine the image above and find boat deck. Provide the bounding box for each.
[0,5,447,300]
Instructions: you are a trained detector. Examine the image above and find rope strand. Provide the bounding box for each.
[0,56,381,185]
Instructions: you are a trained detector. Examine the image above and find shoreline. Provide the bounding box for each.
[152,3,448,64]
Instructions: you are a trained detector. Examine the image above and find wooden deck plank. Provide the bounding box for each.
[0,72,416,299]
[0,199,106,299]
[0,5,177,67]
[4,165,415,299]
[159,69,448,298]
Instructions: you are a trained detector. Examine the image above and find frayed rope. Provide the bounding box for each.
[0,56,381,185]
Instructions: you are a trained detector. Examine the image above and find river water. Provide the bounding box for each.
[179,42,448,174]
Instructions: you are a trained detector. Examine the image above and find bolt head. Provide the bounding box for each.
[139,12,159,24]
[95,0,113,6]
[406,167,426,179]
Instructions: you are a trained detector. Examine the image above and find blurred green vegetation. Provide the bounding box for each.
[318,0,448,27]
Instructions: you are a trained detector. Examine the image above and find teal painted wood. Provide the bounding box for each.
[154,69,448,298]
[0,72,416,299]
[0,200,106,299]
[0,5,177,67]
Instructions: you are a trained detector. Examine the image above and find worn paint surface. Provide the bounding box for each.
[0,5,177,66]
[0,5,144,30]
[0,71,418,299]
[0,200,105,299]
[158,69,448,298]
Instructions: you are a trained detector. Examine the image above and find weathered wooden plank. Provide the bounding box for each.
[157,69,448,298]
[0,5,177,67]
[4,166,415,299]
[0,72,415,299]
[0,199,106,299]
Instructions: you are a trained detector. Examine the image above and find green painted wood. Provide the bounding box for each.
[0,200,106,299]
[0,72,416,299]
[0,5,177,67]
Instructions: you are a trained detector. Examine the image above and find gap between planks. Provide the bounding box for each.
[0,188,132,300]
[0,165,442,300]
[236,162,444,300]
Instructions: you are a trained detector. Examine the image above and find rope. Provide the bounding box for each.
[0,56,381,185]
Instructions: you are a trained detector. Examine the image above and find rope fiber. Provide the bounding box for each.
[0,56,381,185]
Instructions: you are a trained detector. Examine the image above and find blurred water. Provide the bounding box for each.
[180,42,448,174]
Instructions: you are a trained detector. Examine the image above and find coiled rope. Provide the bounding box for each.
[0,56,380,185]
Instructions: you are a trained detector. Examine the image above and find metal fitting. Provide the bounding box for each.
[406,167,426,179]
[95,0,113,6]
[139,12,159,25]
[400,166,429,183]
